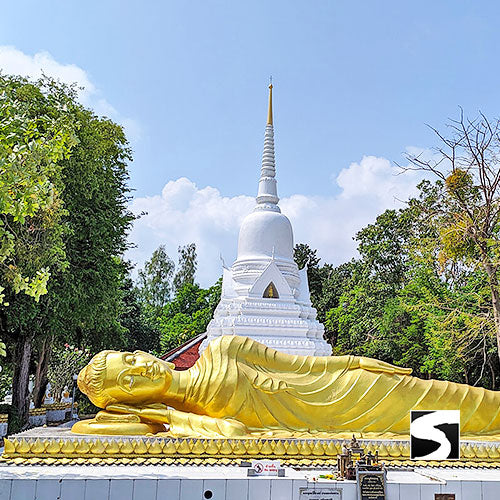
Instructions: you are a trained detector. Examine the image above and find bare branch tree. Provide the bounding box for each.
[406,112,500,364]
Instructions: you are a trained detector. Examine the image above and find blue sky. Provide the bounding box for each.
[1,1,499,284]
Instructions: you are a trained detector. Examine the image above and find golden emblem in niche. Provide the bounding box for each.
[263,282,278,298]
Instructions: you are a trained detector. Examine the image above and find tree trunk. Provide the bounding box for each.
[483,262,500,366]
[488,358,496,390]
[492,287,500,364]
[33,336,52,408]
[9,332,34,434]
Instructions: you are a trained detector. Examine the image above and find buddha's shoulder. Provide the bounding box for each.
[207,335,265,354]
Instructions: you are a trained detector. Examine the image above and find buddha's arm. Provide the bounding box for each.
[354,356,412,375]
[107,403,250,438]
[224,336,412,376]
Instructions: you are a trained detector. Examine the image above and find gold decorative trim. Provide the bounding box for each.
[1,455,500,468]
[29,408,47,416]
[3,436,500,467]
[43,403,72,411]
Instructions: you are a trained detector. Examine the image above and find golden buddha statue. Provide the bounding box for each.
[73,335,500,440]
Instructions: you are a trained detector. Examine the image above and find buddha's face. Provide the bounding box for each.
[101,351,172,405]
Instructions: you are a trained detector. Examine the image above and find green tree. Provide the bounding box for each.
[120,278,159,354]
[1,82,134,430]
[29,107,134,409]
[0,75,78,304]
[135,243,219,356]
[294,244,323,301]
[325,190,500,388]
[137,245,175,310]
[173,243,197,293]
[326,207,425,369]
[405,113,500,363]
[293,243,336,323]
[356,209,417,289]
[157,280,221,355]
[47,343,91,403]
[398,240,498,386]
[0,75,79,430]
[316,260,358,344]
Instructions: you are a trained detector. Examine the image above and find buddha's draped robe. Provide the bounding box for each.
[169,336,500,438]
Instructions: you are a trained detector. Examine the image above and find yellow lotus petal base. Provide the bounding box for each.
[3,428,500,469]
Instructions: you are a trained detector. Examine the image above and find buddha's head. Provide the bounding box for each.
[77,350,174,408]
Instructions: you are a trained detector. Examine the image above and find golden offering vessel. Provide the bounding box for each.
[73,335,500,440]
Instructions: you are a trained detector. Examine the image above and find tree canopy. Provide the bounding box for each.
[0,75,78,304]
[135,243,220,356]
[0,75,136,431]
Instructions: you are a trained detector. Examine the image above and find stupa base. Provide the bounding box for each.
[200,333,332,357]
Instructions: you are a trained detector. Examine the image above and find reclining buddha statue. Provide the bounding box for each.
[73,335,500,440]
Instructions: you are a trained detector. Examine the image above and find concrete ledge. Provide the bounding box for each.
[0,465,499,500]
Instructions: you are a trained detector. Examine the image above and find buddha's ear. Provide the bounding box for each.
[165,361,176,370]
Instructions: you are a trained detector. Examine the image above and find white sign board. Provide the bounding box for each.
[251,460,281,476]
[299,488,342,500]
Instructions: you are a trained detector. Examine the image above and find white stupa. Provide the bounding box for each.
[199,84,332,356]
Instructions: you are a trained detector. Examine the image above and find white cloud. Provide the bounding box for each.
[128,178,255,286]
[128,155,428,287]
[336,155,421,205]
[0,46,141,143]
[0,45,429,285]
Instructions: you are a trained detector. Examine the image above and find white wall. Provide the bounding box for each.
[0,478,496,500]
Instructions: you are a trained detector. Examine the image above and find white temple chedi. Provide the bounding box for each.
[200,85,332,356]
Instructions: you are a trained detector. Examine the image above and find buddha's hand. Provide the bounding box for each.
[358,357,412,375]
[106,403,171,424]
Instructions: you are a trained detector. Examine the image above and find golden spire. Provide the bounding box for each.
[257,78,279,209]
[267,80,273,125]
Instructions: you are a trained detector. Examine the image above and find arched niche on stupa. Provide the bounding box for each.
[248,260,293,300]
[263,282,279,299]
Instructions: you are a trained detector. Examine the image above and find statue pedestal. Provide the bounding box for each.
[3,427,500,467]
[2,428,500,499]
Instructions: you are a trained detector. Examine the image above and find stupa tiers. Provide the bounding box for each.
[200,84,332,356]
